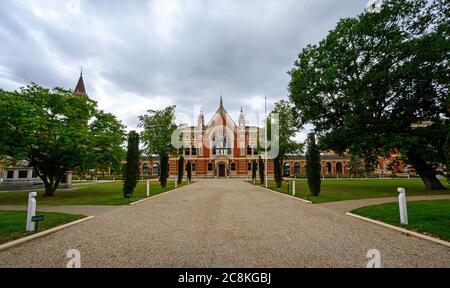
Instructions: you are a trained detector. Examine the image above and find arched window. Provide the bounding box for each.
[336,162,343,174]
[247,145,252,155]
[191,146,197,156]
[247,162,252,171]
[231,163,236,171]
[185,148,190,156]
[284,162,291,177]
[192,163,196,172]
[294,162,301,175]
[208,163,213,171]
[153,164,160,176]
[326,162,332,174]
[143,163,150,174]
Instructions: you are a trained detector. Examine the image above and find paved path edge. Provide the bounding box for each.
[0,216,95,252]
[258,186,313,204]
[346,212,450,248]
[129,181,199,206]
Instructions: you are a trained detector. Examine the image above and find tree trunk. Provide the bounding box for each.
[407,151,445,190]
[42,176,62,197]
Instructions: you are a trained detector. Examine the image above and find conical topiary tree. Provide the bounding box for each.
[186,161,192,182]
[306,133,321,196]
[159,152,169,188]
[274,156,283,188]
[123,131,140,199]
[258,156,265,185]
[178,156,184,185]
[252,160,257,182]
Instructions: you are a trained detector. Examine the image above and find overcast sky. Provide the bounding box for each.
[0,0,369,138]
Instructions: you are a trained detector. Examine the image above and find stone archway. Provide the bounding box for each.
[215,160,228,178]
[218,164,226,177]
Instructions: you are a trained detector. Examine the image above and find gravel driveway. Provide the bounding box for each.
[0,179,449,268]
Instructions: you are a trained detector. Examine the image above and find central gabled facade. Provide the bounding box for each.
[167,97,271,178]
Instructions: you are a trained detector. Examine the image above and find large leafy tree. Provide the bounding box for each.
[139,106,178,188]
[269,100,302,187]
[89,111,126,175]
[0,84,126,196]
[123,131,140,198]
[289,0,449,190]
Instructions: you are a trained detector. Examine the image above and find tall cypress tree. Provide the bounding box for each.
[252,160,257,182]
[177,156,184,185]
[123,131,140,198]
[274,156,283,188]
[306,133,321,196]
[186,161,192,182]
[258,156,265,185]
[159,152,169,188]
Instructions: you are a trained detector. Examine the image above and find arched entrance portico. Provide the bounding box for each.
[218,164,226,177]
[215,160,228,178]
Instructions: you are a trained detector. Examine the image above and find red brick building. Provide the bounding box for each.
[138,99,408,178]
[138,99,410,178]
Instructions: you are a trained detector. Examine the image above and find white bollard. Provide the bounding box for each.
[26,192,37,232]
[175,177,177,189]
[398,188,408,225]
[146,180,150,197]
[292,181,296,196]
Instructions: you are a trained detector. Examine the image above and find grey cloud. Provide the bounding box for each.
[0,0,367,129]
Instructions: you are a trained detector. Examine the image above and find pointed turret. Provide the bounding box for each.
[198,108,205,128]
[74,68,87,96]
[239,106,245,127]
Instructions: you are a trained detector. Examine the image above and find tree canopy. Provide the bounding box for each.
[289,0,449,189]
[139,105,179,187]
[0,84,126,196]
[269,100,302,187]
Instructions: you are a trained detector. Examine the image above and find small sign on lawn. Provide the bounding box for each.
[31,215,45,232]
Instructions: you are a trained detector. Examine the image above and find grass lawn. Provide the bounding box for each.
[0,211,85,245]
[0,181,189,206]
[351,200,450,241]
[254,179,449,203]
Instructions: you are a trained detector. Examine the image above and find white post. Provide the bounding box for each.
[174,177,177,189]
[292,181,296,196]
[398,188,408,225]
[146,180,150,197]
[26,192,37,232]
[265,96,268,189]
